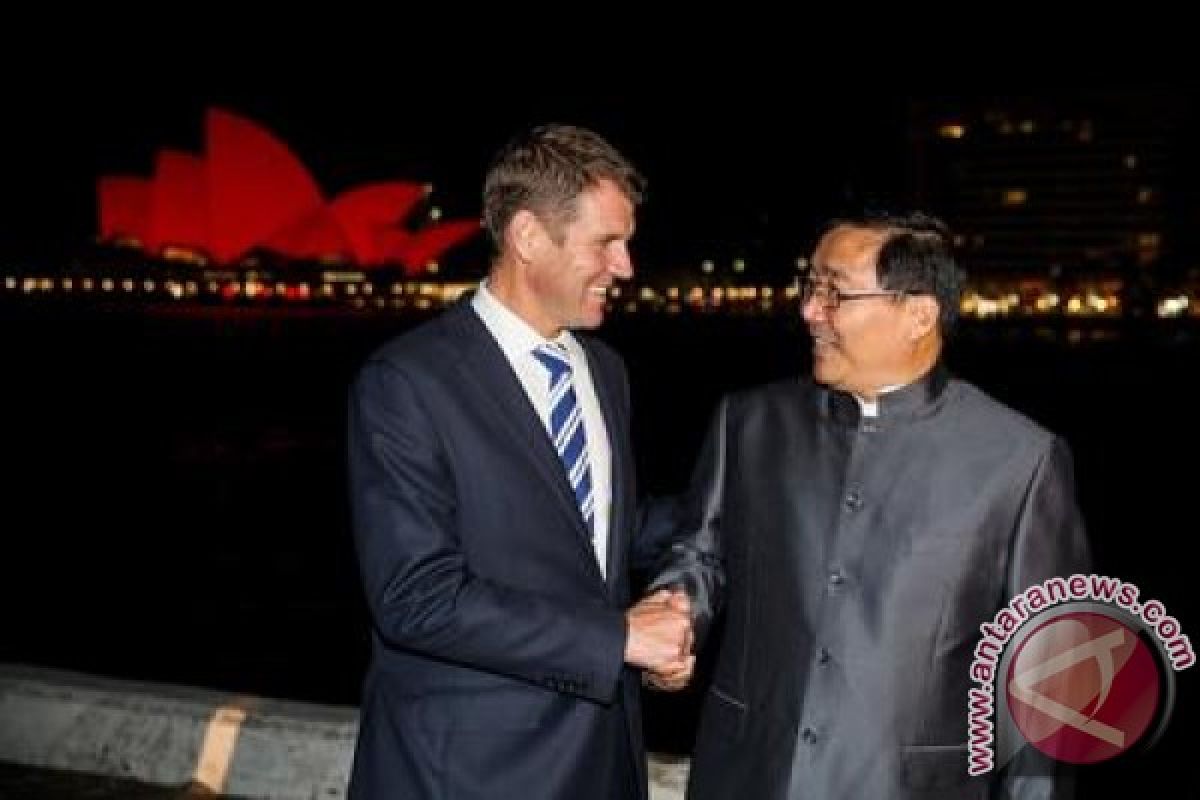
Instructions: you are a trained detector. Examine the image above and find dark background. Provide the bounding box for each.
[1,53,1196,796]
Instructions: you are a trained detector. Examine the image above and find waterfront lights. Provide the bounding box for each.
[4,268,1195,322]
[1158,296,1190,318]
[1036,293,1060,312]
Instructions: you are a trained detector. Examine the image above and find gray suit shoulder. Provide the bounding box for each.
[722,376,812,417]
[949,378,1059,451]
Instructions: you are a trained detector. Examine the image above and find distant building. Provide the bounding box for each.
[909,90,1196,283]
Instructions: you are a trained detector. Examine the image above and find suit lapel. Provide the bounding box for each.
[581,338,628,596]
[444,303,604,582]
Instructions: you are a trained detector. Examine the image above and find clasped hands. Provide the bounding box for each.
[624,588,694,691]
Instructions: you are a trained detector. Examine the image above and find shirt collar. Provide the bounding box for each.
[823,362,951,425]
[472,280,577,361]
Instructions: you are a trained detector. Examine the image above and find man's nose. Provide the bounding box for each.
[802,291,826,324]
[609,244,633,280]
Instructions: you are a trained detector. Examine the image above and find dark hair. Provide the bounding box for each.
[824,210,963,336]
[482,124,645,251]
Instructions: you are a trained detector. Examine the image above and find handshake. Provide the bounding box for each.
[623,588,695,691]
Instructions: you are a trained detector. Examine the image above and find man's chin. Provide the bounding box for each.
[579,301,609,328]
[567,311,606,330]
[811,359,840,386]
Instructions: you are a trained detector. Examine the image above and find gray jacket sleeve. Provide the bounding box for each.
[645,397,729,646]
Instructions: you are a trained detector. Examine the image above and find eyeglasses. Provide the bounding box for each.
[800,276,908,311]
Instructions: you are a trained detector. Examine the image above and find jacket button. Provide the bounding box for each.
[816,648,831,665]
[828,570,845,587]
[844,490,864,511]
[801,727,819,745]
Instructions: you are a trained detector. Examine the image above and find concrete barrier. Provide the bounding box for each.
[0,664,688,798]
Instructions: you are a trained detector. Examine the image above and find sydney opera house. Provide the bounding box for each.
[5,100,1200,323]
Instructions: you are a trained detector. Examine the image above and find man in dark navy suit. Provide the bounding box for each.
[347,124,693,799]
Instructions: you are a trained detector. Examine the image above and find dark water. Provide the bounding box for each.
[2,301,1195,796]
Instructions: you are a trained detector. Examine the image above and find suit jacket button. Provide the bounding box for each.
[828,569,845,587]
[801,727,819,745]
[844,490,864,511]
[816,648,831,665]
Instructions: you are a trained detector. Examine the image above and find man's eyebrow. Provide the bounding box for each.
[813,265,849,281]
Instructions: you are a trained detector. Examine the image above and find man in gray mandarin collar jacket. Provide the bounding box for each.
[660,212,1091,799]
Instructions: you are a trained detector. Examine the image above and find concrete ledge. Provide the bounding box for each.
[0,663,688,798]
[0,663,355,797]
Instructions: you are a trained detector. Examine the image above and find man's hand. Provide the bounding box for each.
[625,589,695,691]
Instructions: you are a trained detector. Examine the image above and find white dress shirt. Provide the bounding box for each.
[471,283,612,579]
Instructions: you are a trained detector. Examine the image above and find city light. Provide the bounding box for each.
[3,262,1199,324]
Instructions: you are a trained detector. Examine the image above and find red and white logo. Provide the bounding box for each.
[1005,611,1161,764]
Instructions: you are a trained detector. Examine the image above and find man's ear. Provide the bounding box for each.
[507,209,545,264]
[907,295,940,341]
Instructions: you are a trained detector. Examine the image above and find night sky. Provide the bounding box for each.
[2,39,1194,273]
[2,55,916,278]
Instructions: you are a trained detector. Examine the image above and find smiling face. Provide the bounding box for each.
[499,178,635,338]
[802,224,919,398]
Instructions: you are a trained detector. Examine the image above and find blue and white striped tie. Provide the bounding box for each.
[533,343,595,536]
